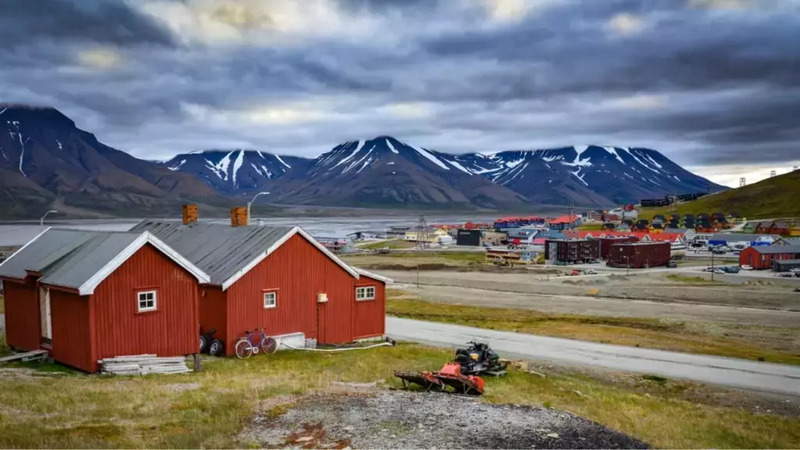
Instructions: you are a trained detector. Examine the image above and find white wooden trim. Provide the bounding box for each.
[78,232,210,295]
[353,267,392,284]
[220,226,360,290]
[355,286,376,301]
[137,290,158,312]
[263,291,277,309]
[0,226,51,273]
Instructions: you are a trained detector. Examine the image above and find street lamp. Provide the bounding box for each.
[246,192,270,226]
[40,209,57,229]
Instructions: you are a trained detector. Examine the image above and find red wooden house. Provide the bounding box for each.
[739,245,800,270]
[0,229,209,372]
[131,220,389,355]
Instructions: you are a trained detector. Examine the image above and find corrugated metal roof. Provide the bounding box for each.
[752,245,800,254]
[131,220,295,285]
[704,233,780,242]
[0,229,140,289]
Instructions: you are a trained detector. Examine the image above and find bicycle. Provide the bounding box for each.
[235,328,278,359]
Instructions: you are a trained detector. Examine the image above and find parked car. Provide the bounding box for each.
[666,261,678,268]
[714,269,726,274]
[740,265,754,270]
[777,273,794,278]
[585,268,598,275]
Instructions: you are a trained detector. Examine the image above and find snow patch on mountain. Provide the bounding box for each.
[275,154,291,168]
[332,140,366,170]
[231,150,244,186]
[385,139,399,154]
[410,144,450,170]
[603,146,626,165]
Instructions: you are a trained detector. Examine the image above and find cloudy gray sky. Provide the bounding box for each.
[2,0,799,186]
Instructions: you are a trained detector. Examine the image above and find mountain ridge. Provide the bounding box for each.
[0,104,726,217]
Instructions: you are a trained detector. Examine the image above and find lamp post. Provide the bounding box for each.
[40,209,57,229]
[246,191,270,226]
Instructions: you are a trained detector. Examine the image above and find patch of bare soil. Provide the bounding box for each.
[240,391,648,449]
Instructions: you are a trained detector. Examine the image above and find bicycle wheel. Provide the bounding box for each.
[235,339,253,359]
[261,336,278,355]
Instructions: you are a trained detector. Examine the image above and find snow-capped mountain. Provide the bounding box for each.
[165,150,311,194]
[275,136,530,209]
[0,103,726,216]
[439,145,721,205]
[0,104,223,218]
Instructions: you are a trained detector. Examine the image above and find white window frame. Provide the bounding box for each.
[137,290,157,312]
[356,286,376,301]
[263,291,277,309]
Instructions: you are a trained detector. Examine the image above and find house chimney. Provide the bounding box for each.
[182,204,198,225]
[230,206,247,227]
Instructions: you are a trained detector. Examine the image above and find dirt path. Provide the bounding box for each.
[241,391,647,449]
[382,269,800,315]
[392,283,800,328]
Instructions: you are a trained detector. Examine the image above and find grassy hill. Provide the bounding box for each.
[640,170,800,220]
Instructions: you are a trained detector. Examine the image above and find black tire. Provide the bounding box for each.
[261,337,278,355]
[209,339,224,356]
[200,335,209,353]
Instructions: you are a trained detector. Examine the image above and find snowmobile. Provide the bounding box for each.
[454,341,508,376]
[394,341,507,396]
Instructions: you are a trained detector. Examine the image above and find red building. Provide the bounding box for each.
[132,220,388,355]
[739,245,800,270]
[607,242,671,268]
[596,236,638,259]
[0,229,209,372]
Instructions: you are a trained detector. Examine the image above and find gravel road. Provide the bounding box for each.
[387,317,800,397]
[242,391,647,449]
[392,283,800,328]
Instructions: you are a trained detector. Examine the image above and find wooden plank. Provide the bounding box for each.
[0,350,48,364]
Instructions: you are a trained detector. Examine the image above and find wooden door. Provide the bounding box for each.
[39,286,52,343]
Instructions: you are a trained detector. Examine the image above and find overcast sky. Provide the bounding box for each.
[2,0,799,186]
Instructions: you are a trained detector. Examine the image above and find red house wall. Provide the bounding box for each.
[739,247,766,269]
[352,275,386,340]
[91,244,199,367]
[223,234,360,354]
[1,278,40,351]
[50,289,93,372]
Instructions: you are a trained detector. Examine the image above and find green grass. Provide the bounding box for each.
[576,223,605,231]
[0,345,798,448]
[386,297,800,365]
[0,294,4,314]
[343,251,487,269]
[358,239,418,250]
[640,170,800,220]
[666,274,723,284]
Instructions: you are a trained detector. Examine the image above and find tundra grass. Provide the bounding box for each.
[386,297,800,365]
[0,344,798,448]
[357,239,418,250]
[667,274,724,284]
[344,251,486,268]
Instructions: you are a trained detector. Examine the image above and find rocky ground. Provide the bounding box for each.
[241,390,648,449]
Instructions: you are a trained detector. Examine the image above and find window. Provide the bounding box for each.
[137,290,157,312]
[356,286,376,301]
[263,291,277,309]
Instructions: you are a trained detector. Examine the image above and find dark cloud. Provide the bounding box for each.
[0,0,797,181]
[0,0,176,47]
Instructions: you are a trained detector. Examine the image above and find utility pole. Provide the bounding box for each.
[40,209,58,229]
[246,191,270,225]
[710,250,715,281]
[417,214,429,249]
